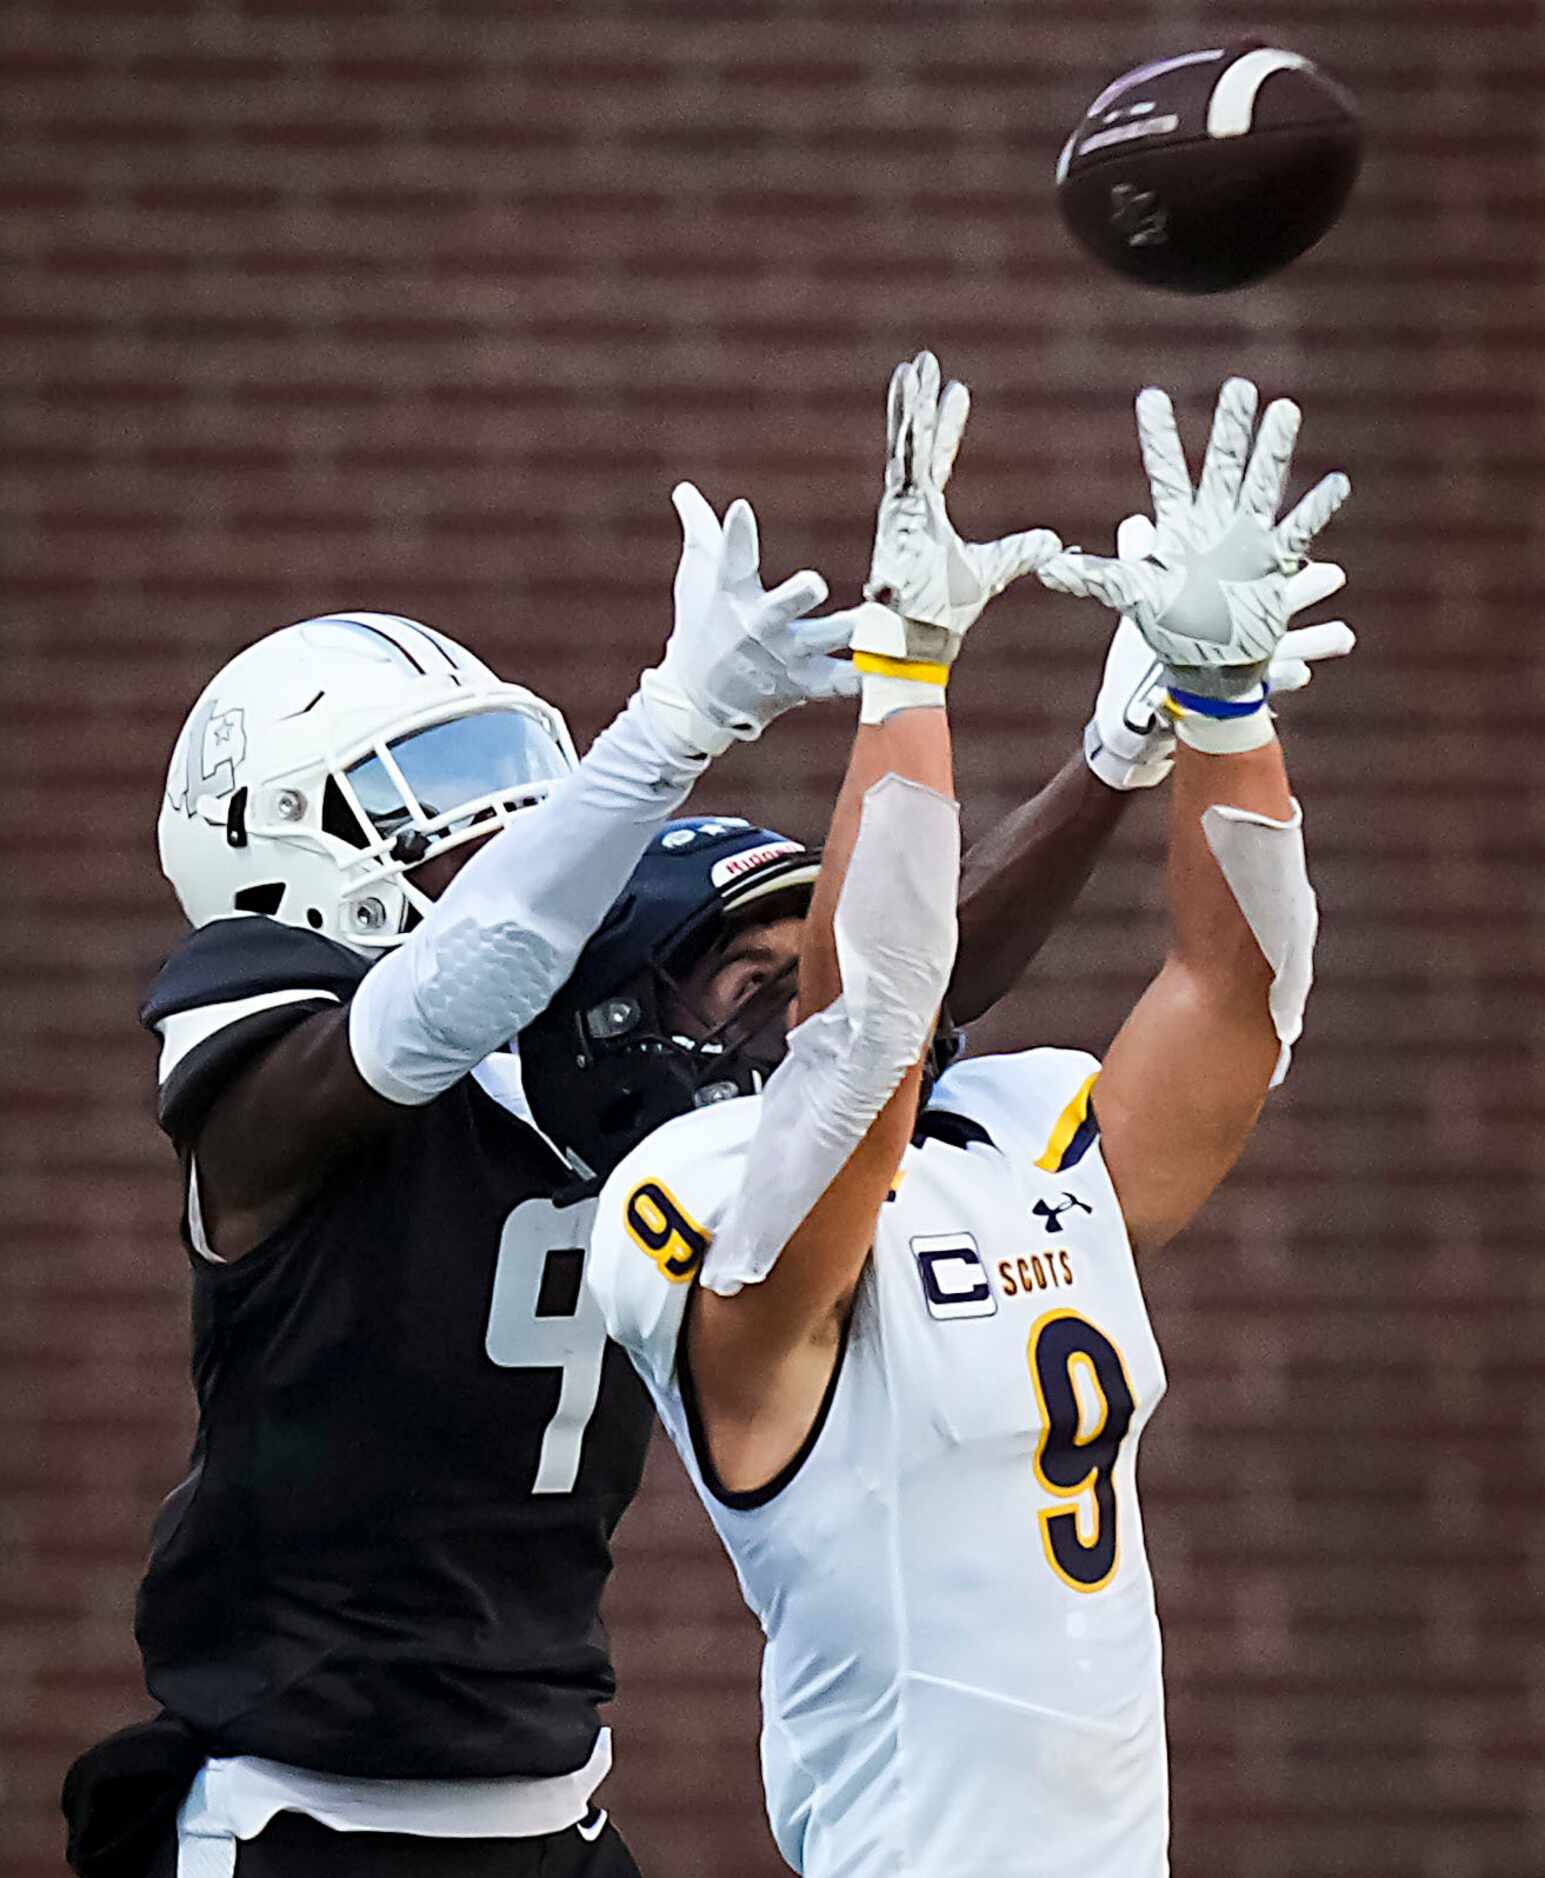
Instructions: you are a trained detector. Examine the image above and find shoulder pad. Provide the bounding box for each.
[141,917,367,1032]
[141,918,370,1144]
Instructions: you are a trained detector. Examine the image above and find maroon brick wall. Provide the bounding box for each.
[5,4,1543,1875]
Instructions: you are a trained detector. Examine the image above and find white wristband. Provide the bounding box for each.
[859,672,947,724]
[1173,708,1277,755]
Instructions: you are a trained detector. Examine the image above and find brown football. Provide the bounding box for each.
[1056,43,1362,294]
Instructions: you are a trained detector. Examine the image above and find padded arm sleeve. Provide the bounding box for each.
[348,690,707,1105]
[703,773,961,1295]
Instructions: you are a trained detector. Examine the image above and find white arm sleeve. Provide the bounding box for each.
[704,772,961,1295]
[348,690,707,1105]
[1201,797,1317,1087]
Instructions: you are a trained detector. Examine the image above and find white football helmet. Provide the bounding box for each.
[157,612,578,948]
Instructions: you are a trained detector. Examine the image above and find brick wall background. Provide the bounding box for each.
[5,2,1543,1874]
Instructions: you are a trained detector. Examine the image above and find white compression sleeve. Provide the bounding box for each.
[702,774,961,1296]
[1201,798,1318,1088]
[348,691,707,1105]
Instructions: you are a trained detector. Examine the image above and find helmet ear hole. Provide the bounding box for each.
[306,908,324,929]
[233,883,284,916]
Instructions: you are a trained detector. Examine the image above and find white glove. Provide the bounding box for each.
[853,350,1060,671]
[1085,514,1357,789]
[639,482,862,759]
[1040,378,1350,702]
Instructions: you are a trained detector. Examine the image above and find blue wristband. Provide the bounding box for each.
[1167,683,1269,721]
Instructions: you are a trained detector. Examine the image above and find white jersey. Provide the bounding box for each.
[589,1047,1170,1878]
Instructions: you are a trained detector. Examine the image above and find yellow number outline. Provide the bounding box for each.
[624,1178,710,1284]
[1027,1307,1137,1595]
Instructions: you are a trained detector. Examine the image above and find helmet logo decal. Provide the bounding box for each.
[168,695,247,816]
[709,840,801,888]
[656,816,751,853]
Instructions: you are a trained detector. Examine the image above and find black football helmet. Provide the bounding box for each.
[521,813,965,1193]
[520,817,821,1188]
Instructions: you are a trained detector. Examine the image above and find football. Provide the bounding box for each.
[1056,43,1363,293]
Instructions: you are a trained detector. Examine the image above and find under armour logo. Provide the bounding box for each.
[1032,1193,1093,1235]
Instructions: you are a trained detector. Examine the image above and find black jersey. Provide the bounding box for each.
[135,916,653,1780]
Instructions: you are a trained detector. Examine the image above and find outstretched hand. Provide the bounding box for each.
[639,481,862,758]
[1085,511,1357,790]
[854,350,1060,669]
[1040,378,1350,698]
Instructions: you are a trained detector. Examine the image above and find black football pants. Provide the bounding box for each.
[149,1807,644,1876]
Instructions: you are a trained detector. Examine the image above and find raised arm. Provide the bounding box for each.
[192,491,862,1257]
[951,513,1354,1027]
[701,705,958,1380]
[952,752,1131,1024]
[1096,733,1300,1249]
[687,351,1059,1489]
[1038,376,1349,1252]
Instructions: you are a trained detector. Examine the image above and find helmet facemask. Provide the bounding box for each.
[525,870,808,1188]
[649,902,806,1085]
[314,705,574,942]
[571,891,807,1156]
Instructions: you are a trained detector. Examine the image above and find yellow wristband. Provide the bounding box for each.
[851,650,953,687]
